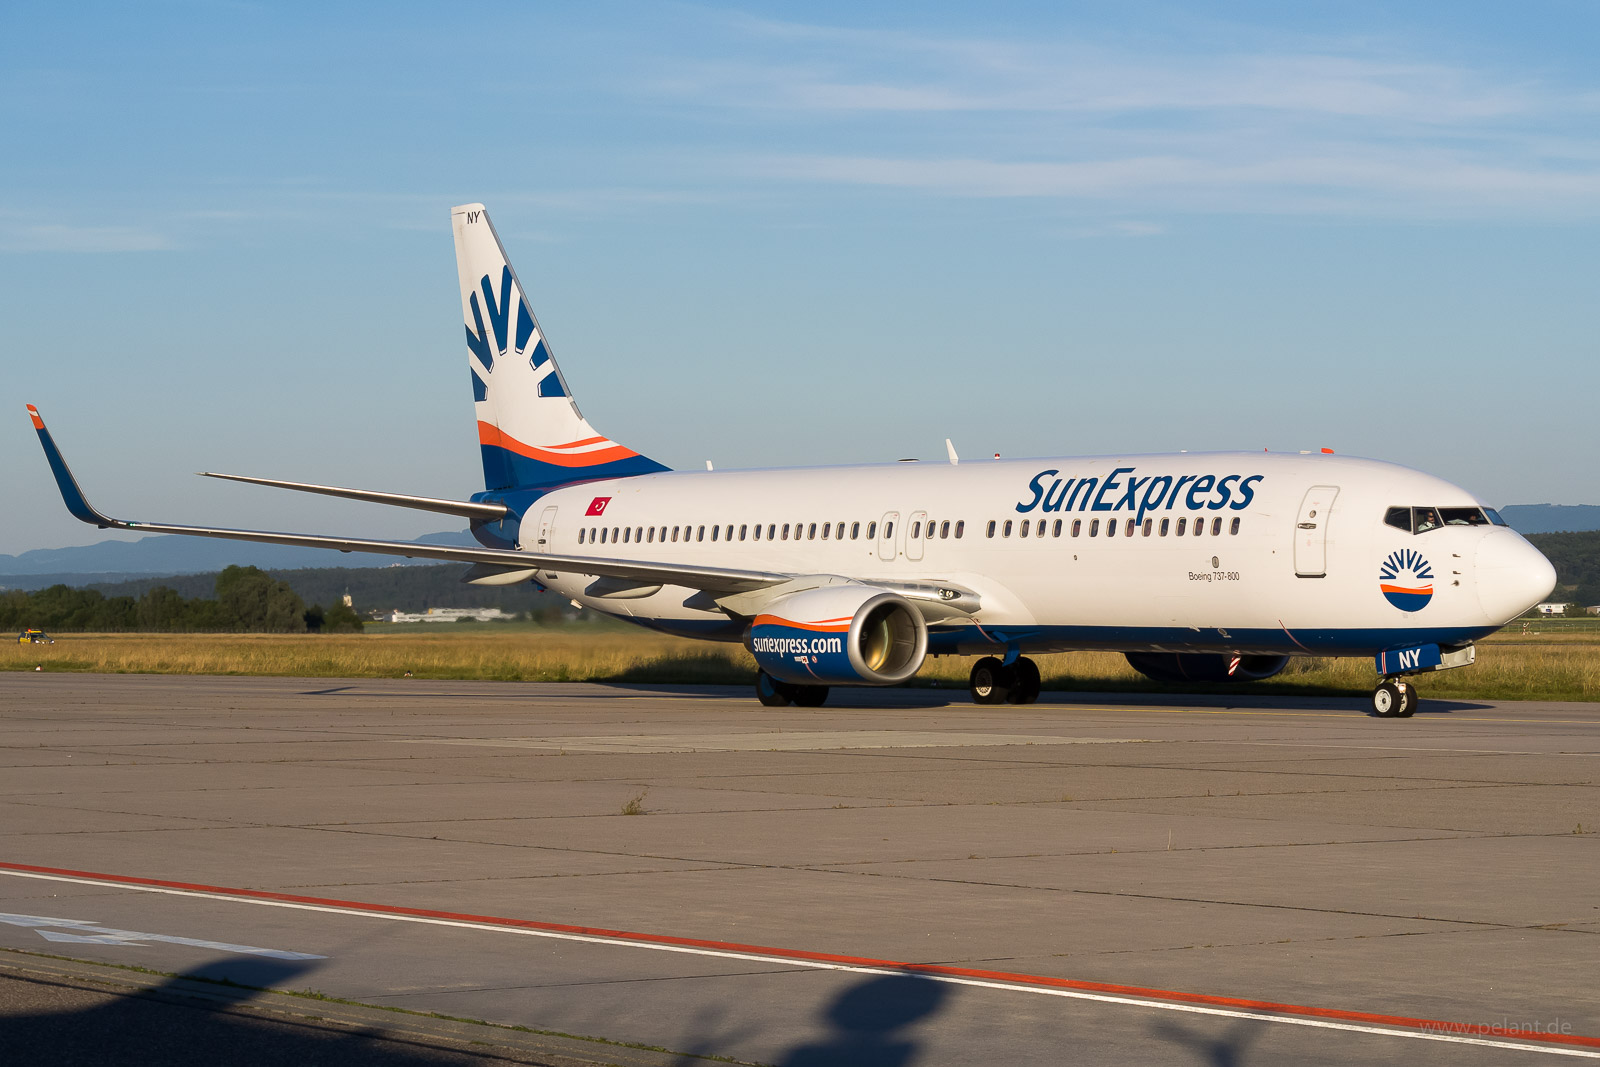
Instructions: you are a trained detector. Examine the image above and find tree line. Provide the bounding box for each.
[1,566,364,633]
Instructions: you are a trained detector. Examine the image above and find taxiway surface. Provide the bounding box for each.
[0,674,1596,1065]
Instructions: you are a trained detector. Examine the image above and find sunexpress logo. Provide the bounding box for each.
[1016,467,1265,524]
[464,267,567,400]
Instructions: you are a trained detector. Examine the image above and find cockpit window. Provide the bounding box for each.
[1388,505,1495,534]
[1439,507,1490,527]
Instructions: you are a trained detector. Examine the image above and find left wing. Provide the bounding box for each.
[25,405,786,596]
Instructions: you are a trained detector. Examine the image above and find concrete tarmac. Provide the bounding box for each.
[0,673,1596,1065]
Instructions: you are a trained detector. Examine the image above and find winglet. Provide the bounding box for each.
[26,405,121,528]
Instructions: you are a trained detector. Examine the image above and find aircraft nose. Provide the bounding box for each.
[1476,532,1557,624]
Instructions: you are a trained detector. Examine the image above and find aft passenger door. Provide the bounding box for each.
[877,511,899,561]
[1293,486,1338,577]
[535,506,558,551]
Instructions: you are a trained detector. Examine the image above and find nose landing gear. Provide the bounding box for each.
[1372,677,1417,718]
[969,656,1042,705]
[756,671,829,707]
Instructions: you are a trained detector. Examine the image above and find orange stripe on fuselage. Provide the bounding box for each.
[752,614,853,632]
[477,423,639,467]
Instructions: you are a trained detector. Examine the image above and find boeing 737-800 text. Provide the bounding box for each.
[28,204,1557,716]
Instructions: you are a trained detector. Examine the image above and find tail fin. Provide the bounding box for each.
[451,204,668,491]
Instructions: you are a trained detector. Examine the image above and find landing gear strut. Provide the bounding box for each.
[1372,677,1417,718]
[969,656,1042,705]
[756,671,829,708]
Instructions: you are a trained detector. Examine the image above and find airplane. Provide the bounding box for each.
[27,203,1557,717]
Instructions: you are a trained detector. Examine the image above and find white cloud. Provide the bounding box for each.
[0,222,172,253]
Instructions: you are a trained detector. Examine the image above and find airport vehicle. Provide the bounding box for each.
[17,630,53,645]
[27,204,1556,716]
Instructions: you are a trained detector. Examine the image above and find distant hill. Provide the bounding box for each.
[1499,505,1600,534]
[0,529,475,585]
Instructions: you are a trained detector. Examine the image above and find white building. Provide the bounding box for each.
[384,607,514,624]
[1533,602,1567,615]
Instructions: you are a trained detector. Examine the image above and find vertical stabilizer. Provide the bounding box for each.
[451,204,668,490]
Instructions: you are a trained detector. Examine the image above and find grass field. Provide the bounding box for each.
[5,623,1597,702]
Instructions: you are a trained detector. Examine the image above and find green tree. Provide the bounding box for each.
[215,565,306,633]
[321,601,364,632]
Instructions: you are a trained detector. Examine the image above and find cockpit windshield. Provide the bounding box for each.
[1384,506,1506,534]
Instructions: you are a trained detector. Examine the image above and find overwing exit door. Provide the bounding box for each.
[1293,486,1338,577]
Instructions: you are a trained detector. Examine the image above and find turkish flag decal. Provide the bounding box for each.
[586,497,612,516]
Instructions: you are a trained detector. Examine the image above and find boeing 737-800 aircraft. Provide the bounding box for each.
[29,203,1556,716]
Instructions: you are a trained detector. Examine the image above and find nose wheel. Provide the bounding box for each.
[969,657,1042,705]
[1372,677,1417,718]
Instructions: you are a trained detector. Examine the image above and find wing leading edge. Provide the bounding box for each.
[25,405,784,596]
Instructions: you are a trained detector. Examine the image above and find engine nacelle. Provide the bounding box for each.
[747,586,928,686]
[1124,652,1290,684]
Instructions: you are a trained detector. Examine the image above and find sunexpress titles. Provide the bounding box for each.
[1016,467,1265,525]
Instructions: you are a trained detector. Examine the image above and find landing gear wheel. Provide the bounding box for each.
[1008,657,1042,705]
[1395,681,1417,718]
[793,685,830,707]
[756,671,793,707]
[970,657,1013,705]
[1372,680,1402,717]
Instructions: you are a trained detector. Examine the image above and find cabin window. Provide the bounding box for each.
[1159,518,1169,537]
[671,526,679,542]
[638,527,645,542]
[1230,516,1241,535]
[738,524,746,541]
[1090,519,1100,536]
[1003,520,1013,537]
[1017,519,1028,538]
[927,521,936,539]
[1125,519,1136,537]
[884,521,894,539]
[623,527,631,543]
[697,525,705,541]
[940,520,950,539]
[836,522,845,540]
[955,520,964,538]
[868,521,877,539]
[1142,519,1153,537]
[986,520,996,538]
[724,525,732,541]
[910,521,922,539]
[1037,520,1046,538]
[660,527,667,542]
[807,523,817,540]
[1211,516,1222,536]
[646,527,654,543]
[709,525,718,542]
[1175,517,1186,536]
[753,524,762,541]
[781,523,790,540]
[1052,519,1062,537]
[600,528,608,544]
[1194,517,1205,536]
[1106,518,1116,537]
[768,524,776,540]
[578,529,586,544]
[1072,519,1081,537]
[850,522,860,539]
[821,523,831,540]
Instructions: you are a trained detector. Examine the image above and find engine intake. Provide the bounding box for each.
[1124,652,1289,685]
[747,586,928,686]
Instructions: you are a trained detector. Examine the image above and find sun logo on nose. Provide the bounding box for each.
[1379,548,1434,612]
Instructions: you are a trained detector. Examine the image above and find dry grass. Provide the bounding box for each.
[3,627,1596,701]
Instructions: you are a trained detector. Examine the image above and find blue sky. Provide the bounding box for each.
[3,1,1597,555]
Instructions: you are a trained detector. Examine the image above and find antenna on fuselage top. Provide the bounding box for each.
[946,439,959,465]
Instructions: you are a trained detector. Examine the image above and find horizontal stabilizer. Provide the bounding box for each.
[200,472,507,520]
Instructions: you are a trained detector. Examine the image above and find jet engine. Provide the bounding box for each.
[1124,652,1289,684]
[746,585,928,686]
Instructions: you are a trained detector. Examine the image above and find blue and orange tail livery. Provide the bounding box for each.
[451,204,668,491]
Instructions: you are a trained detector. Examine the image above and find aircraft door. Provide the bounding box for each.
[905,510,928,561]
[877,511,899,561]
[1293,486,1339,577]
[535,506,558,550]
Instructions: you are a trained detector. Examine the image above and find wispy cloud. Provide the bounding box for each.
[0,222,172,253]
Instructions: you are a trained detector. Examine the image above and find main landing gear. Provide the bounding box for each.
[969,656,1042,705]
[756,670,829,708]
[1372,676,1417,718]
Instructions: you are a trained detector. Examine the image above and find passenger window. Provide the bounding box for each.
[1052,519,1062,537]
[600,528,608,544]
[1126,519,1136,537]
[1003,520,1013,537]
[808,523,817,540]
[623,528,631,543]
[821,523,830,540]
[1142,519,1152,536]
[1194,517,1204,536]
[768,524,776,540]
[867,522,877,539]
[638,527,645,542]
[1384,507,1412,532]
[911,521,922,539]
[660,527,667,542]
[1107,518,1117,537]
[1159,518,1169,537]
[928,522,936,539]
[986,520,996,538]
[1018,519,1028,537]
[1211,516,1222,535]
[578,529,586,544]
[671,526,679,542]
[1072,519,1081,537]
[697,525,705,541]
[710,525,718,542]
[941,520,950,538]
[884,521,894,539]
[1036,521,1045,538]
[781,523,790,540]
[955,520,964,538]
[1176,516,1186,536]
[647,527,654,543]
[1090,519,1100,536]
[851,522,860,539]
[837,522,846,539]
[1230,516,1240,535]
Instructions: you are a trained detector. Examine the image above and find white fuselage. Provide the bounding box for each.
[494,451,1552,659]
